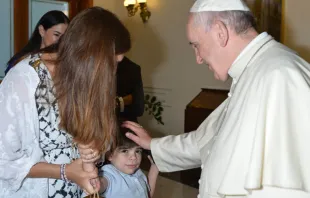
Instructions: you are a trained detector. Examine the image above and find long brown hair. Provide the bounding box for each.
[54,7,131,153]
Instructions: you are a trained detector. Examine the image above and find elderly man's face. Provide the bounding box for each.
[187,15,229,81]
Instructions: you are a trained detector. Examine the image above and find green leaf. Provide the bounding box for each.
[150,96,156,103]
[154,101,160,106]
[155,112,161,117]
[144,94,165,125]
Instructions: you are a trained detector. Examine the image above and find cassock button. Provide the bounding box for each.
[198,179,201,184]
[201,164,204,169]
[233,79,237,84]
[197,194,200,198]
[228,92,232,97]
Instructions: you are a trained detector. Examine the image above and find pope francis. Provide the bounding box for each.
[123,0,310,197]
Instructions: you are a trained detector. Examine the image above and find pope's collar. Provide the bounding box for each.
[228,32,273,82]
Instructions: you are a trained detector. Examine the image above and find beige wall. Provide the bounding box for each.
[282,0,310,62]
[94,0,310,136]
[94,0,230,137]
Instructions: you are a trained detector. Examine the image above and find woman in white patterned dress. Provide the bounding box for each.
[0,7,131,198]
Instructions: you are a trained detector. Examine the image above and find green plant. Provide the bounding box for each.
[144,94,164,125]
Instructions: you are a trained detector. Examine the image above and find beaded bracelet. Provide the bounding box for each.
[60,164,69,182]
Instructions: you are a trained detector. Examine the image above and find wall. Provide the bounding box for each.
[94,0,231,137]
[94,0,310,137]
[282,0,310,62]
[0,0,13,79]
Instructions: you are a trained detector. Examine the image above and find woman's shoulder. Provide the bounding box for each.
[13,54,40,72]
[2,54,40,89]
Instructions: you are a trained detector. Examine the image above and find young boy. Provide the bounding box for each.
[98,126,159,197]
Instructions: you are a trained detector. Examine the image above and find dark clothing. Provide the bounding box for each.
[117,57,144,122]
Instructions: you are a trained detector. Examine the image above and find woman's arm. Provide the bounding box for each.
[27,162,61,179]
[78,143,102,193]
[27,159,99,194]
[0,66,44,192]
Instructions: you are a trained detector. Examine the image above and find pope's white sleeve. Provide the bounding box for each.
[150,131,201,172]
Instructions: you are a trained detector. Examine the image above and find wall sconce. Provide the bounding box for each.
[124,0,151,23]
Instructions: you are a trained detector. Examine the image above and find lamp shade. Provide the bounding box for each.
[126,0,136,5]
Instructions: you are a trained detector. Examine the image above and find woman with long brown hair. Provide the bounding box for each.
[0,7,131,198]
[55,6,131,197]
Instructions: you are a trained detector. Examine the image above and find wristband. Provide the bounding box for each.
[60,164,69,182]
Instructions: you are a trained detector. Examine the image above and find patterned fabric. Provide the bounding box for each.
[30,54,82,198]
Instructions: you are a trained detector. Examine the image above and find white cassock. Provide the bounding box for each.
[151,33,310,198]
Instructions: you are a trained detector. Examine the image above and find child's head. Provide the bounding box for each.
[108,126,142,175]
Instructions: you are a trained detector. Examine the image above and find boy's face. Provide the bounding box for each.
[109,146,143,174]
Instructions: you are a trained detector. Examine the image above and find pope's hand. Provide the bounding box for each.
[122,121,151,150]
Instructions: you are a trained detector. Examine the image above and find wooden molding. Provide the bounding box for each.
[14,0,29,54]
[59,0,93,19]
[280,0,286,43]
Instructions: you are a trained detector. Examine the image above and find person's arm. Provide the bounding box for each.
[27,162,61,179]
[150,132,201,172]
[122,94,133,106]
[0,67,99,195]
[99,176,109,194]
[28,159,99,195]
[77,143,102,193]
[120,66,145,118]
[147,156,159,197]
[123,120,214,172]
[0,67,45,193]
[130,66,144,117]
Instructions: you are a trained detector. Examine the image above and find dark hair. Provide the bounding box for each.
[54,7,131,153]
[5,10,69,73]
[114,125,138,150]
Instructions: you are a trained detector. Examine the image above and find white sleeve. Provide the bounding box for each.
[0,66,43,193]
[150,100,226,172]
[150,132,202,172]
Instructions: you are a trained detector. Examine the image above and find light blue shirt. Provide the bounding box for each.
[100,164,149,198]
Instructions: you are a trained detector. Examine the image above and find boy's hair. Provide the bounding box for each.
[114,124,139,150]
[104,122,143,164]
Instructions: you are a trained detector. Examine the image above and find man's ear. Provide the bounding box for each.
[214,20,229,47]
[38,25,45,37]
